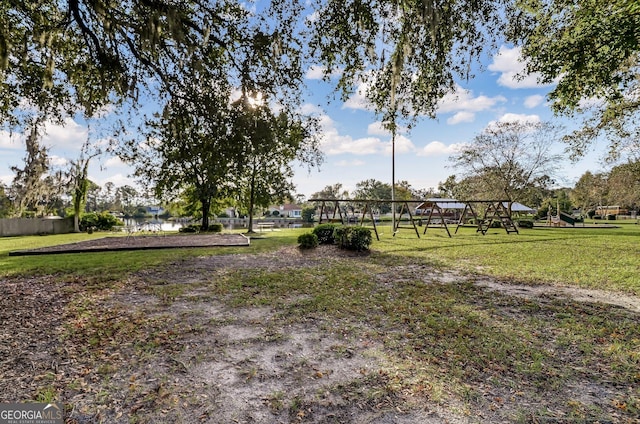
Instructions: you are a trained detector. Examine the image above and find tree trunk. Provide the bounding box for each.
[201,198,210,230]
[246,162,257,233]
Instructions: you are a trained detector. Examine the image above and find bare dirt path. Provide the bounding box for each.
[425,267,640,314]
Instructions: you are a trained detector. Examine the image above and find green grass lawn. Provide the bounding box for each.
[1,224,638,294]
[372,222,640,295]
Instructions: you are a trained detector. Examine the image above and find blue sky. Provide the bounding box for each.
[0,45,607,201]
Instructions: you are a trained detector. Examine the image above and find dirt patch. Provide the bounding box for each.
[418,267,640,313]
[1,244,638,423]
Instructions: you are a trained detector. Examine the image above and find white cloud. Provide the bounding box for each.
[42,117,88,148]
[104,156,126,168]
[0,130,24,150]
[323,135,386,155]
[92,172,136,188]
[417,141,462,157]
[447,111,475,125]
[437,85,506,115]
[49,155,69,167]
[305,10,320,24]
[342,73,379,111]
[335,159,365,167]
[485,113,542,131]
[497,113,541,125]
[343,83,373,111]
[300,103,324,115]
[367,121,410,136]
[315,110,377,155]
[305,65,342,80]
[317,111,416,156]
[0,174,13,185]
[489,46,556,89]
[524,95,545,109]
[367,121,389,136]
[383,134,415,155]
[1,118,88,153]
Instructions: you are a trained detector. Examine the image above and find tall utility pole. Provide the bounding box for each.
[391,126,396,233]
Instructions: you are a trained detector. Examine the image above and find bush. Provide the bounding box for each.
[207,223,223,232]
[312,223,340,244]
[489,220,502,228]
[80,212,123,231]
[334,226,372,251]
[516,220,534,228]
[297,232,318,249]
[179,224,200,233]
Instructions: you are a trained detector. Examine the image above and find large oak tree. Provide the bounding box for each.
[1,1,304,121]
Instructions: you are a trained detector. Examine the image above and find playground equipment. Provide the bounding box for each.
[312,198,533,238]
[546,199,578,227]
[547,210,577,227]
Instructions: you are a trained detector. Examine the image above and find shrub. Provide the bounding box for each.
[297,232,318,249]
[312,223,340,244]
[334,226,372,251]
[207,223,223,232]
[80,212,123,231]
[489,220,502,228]
[179,224,200,233]
[516,220,534,228]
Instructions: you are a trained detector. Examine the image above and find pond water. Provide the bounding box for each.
[123,218,313,232]
[123,219,186,232]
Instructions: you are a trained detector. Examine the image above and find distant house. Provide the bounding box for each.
[268,204,302,218]
[595,205,628,217]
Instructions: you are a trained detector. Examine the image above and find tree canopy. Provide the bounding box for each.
[508,0,640,160]
[307,0,509,125]
[126,70,241,230]
[0,0,305,126]
[234,100,322,232]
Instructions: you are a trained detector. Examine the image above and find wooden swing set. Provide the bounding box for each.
[311,198,523,239]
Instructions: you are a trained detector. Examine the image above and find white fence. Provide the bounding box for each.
[0,217,74,237]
